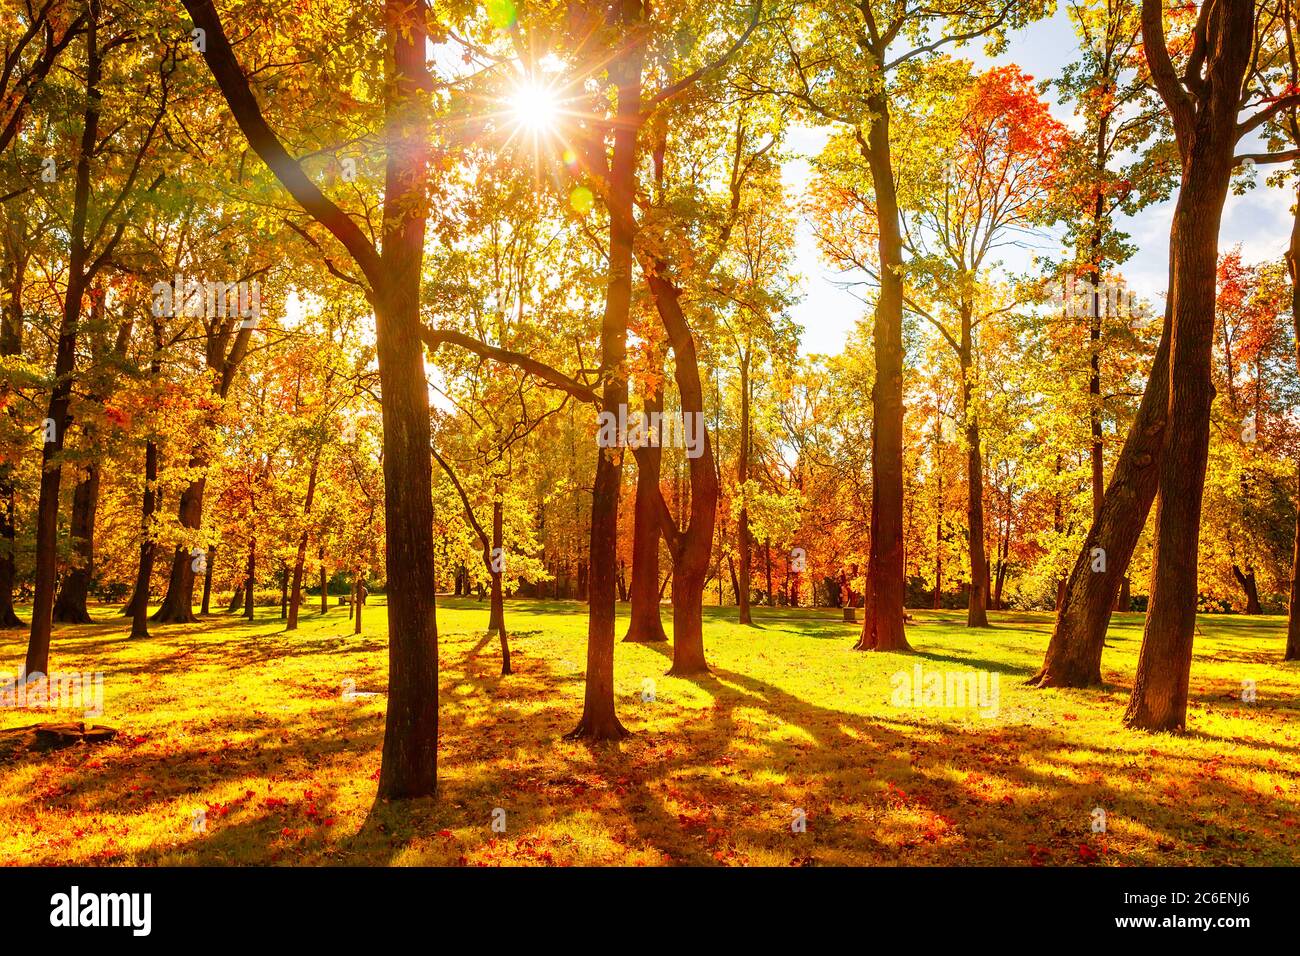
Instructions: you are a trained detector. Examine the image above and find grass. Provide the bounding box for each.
[1,596,1297,866]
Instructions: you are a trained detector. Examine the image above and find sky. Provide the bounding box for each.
[783,8,1297,356]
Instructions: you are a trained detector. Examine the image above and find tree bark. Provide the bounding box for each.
[645,263,719,677]
[52,463,101,623]
[624,384,668,642]
[1124,0,1249,730]
[1287,186,1300,661]
[854,87,909,652]
[565,2,643,740]
[286,454,319,631]
[1031,320,1169,687]
[737,354,753,625]
[960,306,991,627]
[24,4,102,677]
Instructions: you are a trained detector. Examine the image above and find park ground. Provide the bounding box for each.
[0,597,1297,866]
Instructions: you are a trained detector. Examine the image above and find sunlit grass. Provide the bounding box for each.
[1,597,1297,865]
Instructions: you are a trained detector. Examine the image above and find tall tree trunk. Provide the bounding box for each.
[565,3,643,740]
[960,307,990,627]
[855,87,909,652]
[737,353,753,625]
[319,550,327,614]
[0,225,28,628]
[24,5,101,677]
[1124,2,1248,727]
[1287,185,1300,661]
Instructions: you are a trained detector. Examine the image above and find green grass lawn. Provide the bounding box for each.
[1,597,1297,866]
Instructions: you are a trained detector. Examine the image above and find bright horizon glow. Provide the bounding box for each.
[510,81,560,133]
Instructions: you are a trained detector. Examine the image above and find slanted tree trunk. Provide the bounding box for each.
[227,584,244,613]
[1030,318,1170,687]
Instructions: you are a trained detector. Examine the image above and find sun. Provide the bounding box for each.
[509,81,560,133]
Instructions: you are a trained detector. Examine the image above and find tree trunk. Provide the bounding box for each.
[961,309,991,628]
[24,6,102,677]
[624,385,668,643]
[200,544,215,614]
[286,455,319,631]
[151,472,204,625]
[737,354,753,625]
[1287,186,1300,662]
[1124,52,1244,729]
[1232,564,1262,615]
[319,553,327,614]
[353,572,362,635]
[645,263,720,678]
[0,228,27,628]
[1030,317,1170,687]
[244,539,254,621]
[489,498,510,674]
[566,12,642,740]
[855,87,909,652]
[52,463,100,624]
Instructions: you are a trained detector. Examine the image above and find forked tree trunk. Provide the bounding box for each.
[645,265,719,677]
